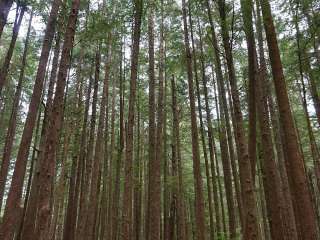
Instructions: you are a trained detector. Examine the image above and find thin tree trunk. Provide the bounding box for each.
[0,4,26,96]
[86,40,111,239]
[77,54,99,240]
[181,1,207,239]
[171,75,187,240]
[121,1,143,238]
[111,40,125,240]
[106,73,117,239]
[147,0,161,238]
[0,10,32,211]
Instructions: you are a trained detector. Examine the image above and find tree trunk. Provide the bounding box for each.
[181,1,207,239]
[121,1,143,238]
[20,31,61,240]
[147,0,161,238]
[0,10,32,211]
[242,0,286,239]
[190,17,216,240]
[0,1,61,238]
[260,0,318,238]
[33,1,80,238]
[77,54,99,240]
[213,0,261,238]
[171,75,187,240]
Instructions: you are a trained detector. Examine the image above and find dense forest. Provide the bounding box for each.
[0,0,319,239]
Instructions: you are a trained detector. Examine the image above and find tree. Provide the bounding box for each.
[260,0,318,238]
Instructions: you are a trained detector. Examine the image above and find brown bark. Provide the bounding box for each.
[255,2,298,238]
[85,40,111,239]
[163,74,169,240]
[181,1,207,239]
[154,0,165,238]
[121,1,143,238]
[0,1,61,238]
[33,1,80,238]
[0,4,26,96]
[77,54,100,240]
[190,15,216,240]
[223,74,244,229]
[242,0,286,239]
[48,124,70,240]
[147,0,161,238]
[106,73,117,240]
[198,15,238,239]
[111,40,125,240]
[133,89,142,240]
[239,0,257,184]
[76,60,94,240]
[0,10,32,211]
[20,32,61,240]
[16,92,42,240]
[171,75,187,240]
[211,0,260,238]
[260,0,318,238]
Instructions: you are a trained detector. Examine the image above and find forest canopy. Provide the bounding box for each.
[0,0,319,239]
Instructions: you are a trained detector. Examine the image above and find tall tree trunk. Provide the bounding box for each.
[213,0,260,238]
[154,0,165,238]
[241,0,286,239]
[106,73,117,239]
[111,40,125,240]
[239,0,257,184]
[260,0,318,238]
[223,73,244,229]
[181,1,207,239]
[171,75,187,240]
[0,1,61,238]
[189,7,221,238]
[191,24,216,240]
[198,15,238,239]
[0,10,32,211]
[33,1,80,238]
[20,32,61,240]
[121,0,143,239]
[255,1,298,237]
[147,0,161,238]
[77,54,100,240]
[85,41,111,239]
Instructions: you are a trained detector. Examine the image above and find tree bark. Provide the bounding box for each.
[0,1,61,238]
[171,75,187,240]
[181,1,207,238]
[212,0,261,238]
[260,0,318,238]
[0,10,32,211]
[121,1,143,239]
[33,1,80,238]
